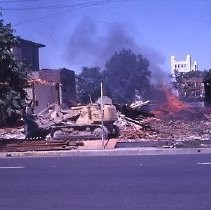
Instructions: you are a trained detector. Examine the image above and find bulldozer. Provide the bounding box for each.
[24,98,120,140]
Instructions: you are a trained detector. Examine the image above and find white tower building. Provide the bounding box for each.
[171,54,198,80]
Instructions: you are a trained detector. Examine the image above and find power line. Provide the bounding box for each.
[0,0,127,10]
[0,0,38,3]
[11,0,132,26]
[1,1,112,10]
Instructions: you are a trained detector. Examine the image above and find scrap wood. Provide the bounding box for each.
[123,116,144,126]
[123,116,152,130]
[0,139,83,152]
[129,100,150,109]
[116,102,154,119]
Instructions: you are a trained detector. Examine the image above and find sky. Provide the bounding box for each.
[1,0,211,83]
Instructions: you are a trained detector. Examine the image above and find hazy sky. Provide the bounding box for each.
[1,0,211,82]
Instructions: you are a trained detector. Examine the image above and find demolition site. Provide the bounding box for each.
[1,39,211,153]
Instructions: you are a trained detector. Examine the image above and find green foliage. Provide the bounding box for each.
[0,17,29,126]
[177,70,204,80]
[76,49,152,105]
[76,67,104,104]
[104,49,151,104]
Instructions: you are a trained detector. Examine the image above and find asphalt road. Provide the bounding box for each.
[0,154,211,210]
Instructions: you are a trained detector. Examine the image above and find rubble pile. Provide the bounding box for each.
[117,101,211,142]
[1,98,211,144]
[115,101,158,140]
[116,114,157,140]
[115,86,211,142]
[148,108,211,141]
[0,127,25,139]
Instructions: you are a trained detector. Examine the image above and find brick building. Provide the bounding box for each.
[27,68,76,113]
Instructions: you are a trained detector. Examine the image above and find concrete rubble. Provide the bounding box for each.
[0,127,25,139]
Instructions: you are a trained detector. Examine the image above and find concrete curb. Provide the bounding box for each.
[0,147,211,158]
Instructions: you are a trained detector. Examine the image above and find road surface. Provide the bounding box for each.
[0,154,211,210]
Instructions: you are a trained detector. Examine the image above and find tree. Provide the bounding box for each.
[76,67,104,104]
[104,49,151,104]
[0,16,29,126]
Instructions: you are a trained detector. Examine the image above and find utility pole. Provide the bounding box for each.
[100,82,104,149]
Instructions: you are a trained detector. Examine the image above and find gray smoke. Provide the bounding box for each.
[64,17,169,84]
[64,17,136,66]
[141,48,169,85]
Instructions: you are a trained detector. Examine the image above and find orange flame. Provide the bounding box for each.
[157,86,189,113]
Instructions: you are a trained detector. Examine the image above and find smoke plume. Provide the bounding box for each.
[64,17,169,84]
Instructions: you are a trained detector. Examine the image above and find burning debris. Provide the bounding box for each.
[115,87,211,144]
[157,86,189,112]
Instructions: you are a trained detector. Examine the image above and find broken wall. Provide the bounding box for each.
[39,68,76,107]
[26,83,58,114]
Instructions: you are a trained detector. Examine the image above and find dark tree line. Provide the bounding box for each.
[76,67,103,104]
[76,49,151,104]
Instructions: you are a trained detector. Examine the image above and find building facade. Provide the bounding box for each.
[176,76,204,102]
[39,68,76,106]
[171,54,198,81]
[26,68,76,113]
[170,55,205,102]
[11,38,76,113]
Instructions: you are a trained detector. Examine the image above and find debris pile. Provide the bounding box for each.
[115,100,158,140]
[117,99,211,142]
[0,127,25,139]
[1,91,211,145]
[148,108,211,141]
